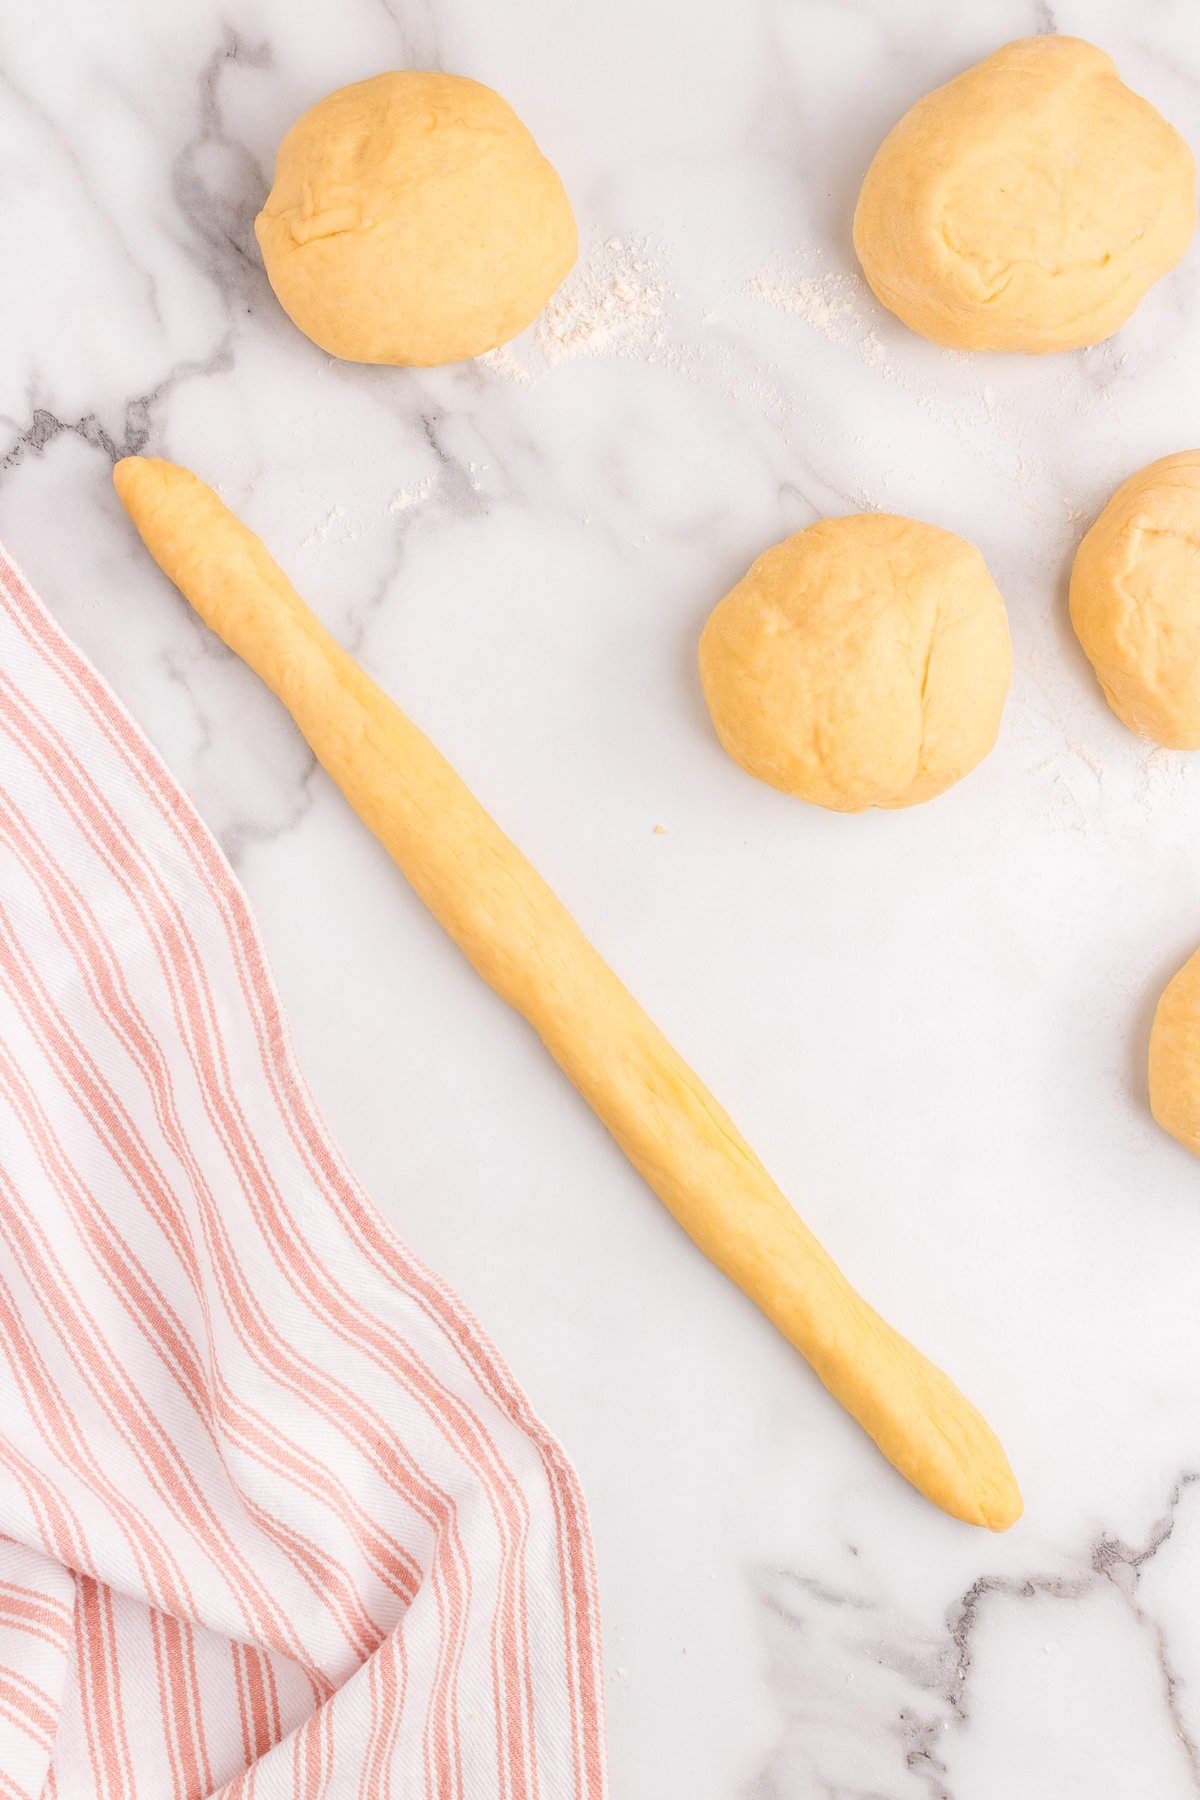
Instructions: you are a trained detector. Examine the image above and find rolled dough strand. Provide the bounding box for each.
[113,456,1022,1531]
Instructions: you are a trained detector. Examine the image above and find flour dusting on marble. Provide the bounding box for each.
[470,238,674,381]
[1137,744,1192,815]
[300,503,358,548]
[747,258,887,369]
[389,476,435,513]
[536,236,667,366]
[746,266,856,331]
[476,342,532,385]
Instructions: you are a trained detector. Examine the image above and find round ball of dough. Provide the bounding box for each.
[853,37,1196,354]
[1149,945,1200,1157]
[698,514,1011,813]
[1070,452,1200,748]
[255,72,577,366]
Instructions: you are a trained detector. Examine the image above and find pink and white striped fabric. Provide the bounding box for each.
[0,543,607,1800]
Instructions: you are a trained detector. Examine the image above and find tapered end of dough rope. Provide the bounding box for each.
[905,1363,1023,1531]
[817,1301,1022,1529]
[114,453,162,507]
[114,457,182,554]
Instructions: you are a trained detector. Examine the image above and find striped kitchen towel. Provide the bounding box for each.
[0,542,606,1800]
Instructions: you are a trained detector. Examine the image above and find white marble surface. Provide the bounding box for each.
[3,0,1200,1792]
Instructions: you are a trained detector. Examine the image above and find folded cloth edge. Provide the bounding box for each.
[0,539,607,1800]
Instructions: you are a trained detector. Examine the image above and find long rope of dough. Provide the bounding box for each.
[114,456,1021,1530]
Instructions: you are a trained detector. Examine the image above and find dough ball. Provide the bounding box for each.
[256,72,577,366]
[853,37,1196,354]
[1070,452,1200,748]
[1149,946,1200,1156]
[698,514,1011,813]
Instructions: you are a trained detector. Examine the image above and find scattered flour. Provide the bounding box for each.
[748,255,1084,508]
[860,328,885,368]
[746,267,865,335]
[389,476,435,514]
[536,237,667,366]
[1034,757,1095,834]
[745,259,907,399]
[1062,736,1106,783]
[476,342,532,385]
[1137,746,1190,815]
[300,504,358,549]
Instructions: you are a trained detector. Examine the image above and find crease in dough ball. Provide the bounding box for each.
[1150,946,1200,1157]
[256,71,577,366]
[853,36,1196,354]
[698,514,1012,813]
[1069,451,1200,748]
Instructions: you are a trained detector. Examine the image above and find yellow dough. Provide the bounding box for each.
[854,37,1196,354]
[699,514,1011,813]
[1150,947,1200,1155]
[113,457,1021,1531]
[255,72,577,365]
[1070,452,1200,748]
